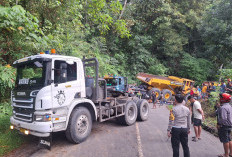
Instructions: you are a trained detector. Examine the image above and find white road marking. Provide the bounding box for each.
[136,122,144,157]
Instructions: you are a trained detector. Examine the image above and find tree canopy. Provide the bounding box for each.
[0,0,231,97]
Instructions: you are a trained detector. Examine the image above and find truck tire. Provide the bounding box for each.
[184,93,191,103]
[136,99,149,121]
[132,96,140,104]
[162,89,172,102]
[65,107,92,144]
[117,101,138,126]
[148,88,161,100]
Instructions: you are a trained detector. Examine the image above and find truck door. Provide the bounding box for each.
[51,59,81,108]
[118,78,124,92]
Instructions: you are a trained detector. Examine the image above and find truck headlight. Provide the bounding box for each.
[10,125,14,130]
[30,90,39,97]
[35,115,51,122]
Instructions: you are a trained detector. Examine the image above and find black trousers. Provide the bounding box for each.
[171,127,190,157]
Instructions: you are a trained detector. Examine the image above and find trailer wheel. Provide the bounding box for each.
[118,101,138,126]
[65,107,92,144]
[137,99,149,121]
[162,89,172,102]
[148,88,161,99]
[132,96,140,104]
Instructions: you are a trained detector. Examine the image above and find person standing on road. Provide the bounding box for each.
[211,83,216,92]
[197,86,201,99]
[217,93,232,157]
[167,94,191,157]
[202,84,207,99]
[221,80,226,93]
[159,93,165,106]
[226,79,232,94]
[151,91,157,109]
[188,96,204,142]
[137,91,142,99]
[190,86,194,96]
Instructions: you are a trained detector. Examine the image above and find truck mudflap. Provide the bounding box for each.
[39,135,52,150]
[10,117,52,137]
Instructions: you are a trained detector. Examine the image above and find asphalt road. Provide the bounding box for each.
[8,104,224,157]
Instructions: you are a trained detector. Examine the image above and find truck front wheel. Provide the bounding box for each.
[65,107,92,144]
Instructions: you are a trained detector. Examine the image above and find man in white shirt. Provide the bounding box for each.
[188,96,205,142]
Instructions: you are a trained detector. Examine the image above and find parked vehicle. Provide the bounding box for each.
[104,74,128,97]
[9,50,150,148]
[136,72,198,102]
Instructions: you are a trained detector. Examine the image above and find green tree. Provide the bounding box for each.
[0,5,49,64]
[199,0,232,68]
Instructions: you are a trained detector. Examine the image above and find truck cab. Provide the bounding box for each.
[10,52,96,137]
[104,75,128,97]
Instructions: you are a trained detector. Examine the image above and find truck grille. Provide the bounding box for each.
[13,97,34,122]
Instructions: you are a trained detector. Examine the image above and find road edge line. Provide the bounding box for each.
[136,122,144,157]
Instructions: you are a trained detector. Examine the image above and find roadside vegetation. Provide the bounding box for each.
[201,91,220,135]
[0,66,25,156]
[1,0,232,155]
[0,109,25,156]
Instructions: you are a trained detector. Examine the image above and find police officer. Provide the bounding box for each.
[167,94,191,157]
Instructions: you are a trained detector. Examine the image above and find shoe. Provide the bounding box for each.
[192,137,198,142]
[217,154,228,157]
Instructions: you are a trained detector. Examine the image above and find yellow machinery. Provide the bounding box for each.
[137,73,197,101]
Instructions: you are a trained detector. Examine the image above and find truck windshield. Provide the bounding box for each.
[15,61,46,89]
[106,78,118,86]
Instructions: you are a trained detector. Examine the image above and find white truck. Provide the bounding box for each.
[10,50,150,147]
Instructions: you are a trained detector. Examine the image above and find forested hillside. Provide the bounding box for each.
[1,0,232,101]
[1,0,232,83]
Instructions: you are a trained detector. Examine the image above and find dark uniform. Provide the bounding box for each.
[217,103,232,143]
[151,93,156,103]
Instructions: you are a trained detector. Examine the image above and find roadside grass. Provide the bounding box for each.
[0,103,25,156]
[202,116,217,129]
